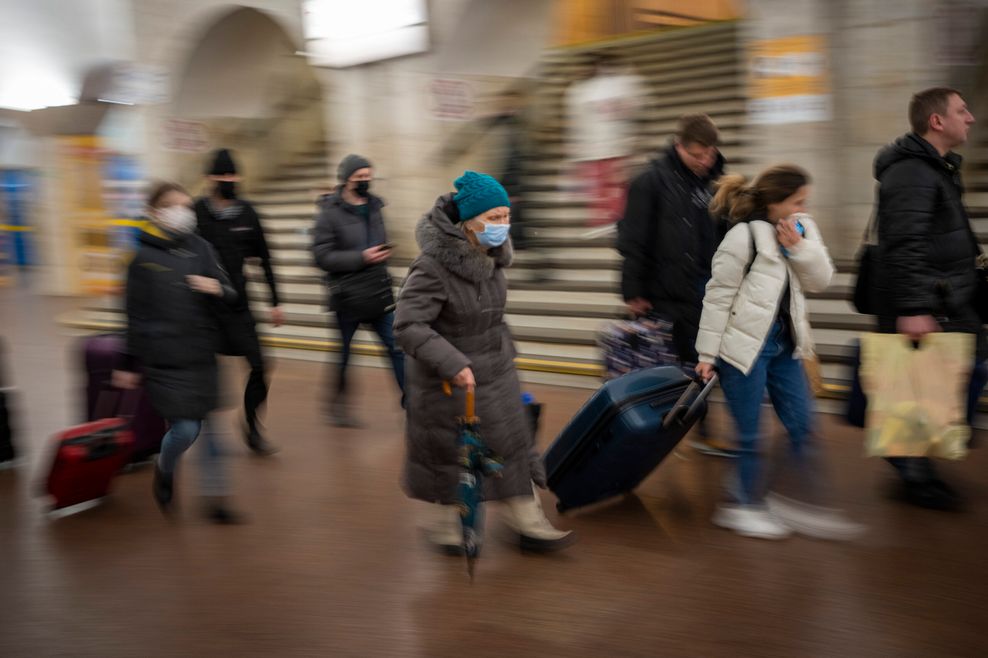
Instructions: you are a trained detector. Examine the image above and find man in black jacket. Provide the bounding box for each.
[872,87,982,510]
[312,154,405,427]
[195,149,282,456]
[618,114,729,455]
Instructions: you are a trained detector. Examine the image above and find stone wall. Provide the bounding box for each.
[743,0,958,260]
[129,0,317,191]
[313,0,556,258]
[13,0,987,295]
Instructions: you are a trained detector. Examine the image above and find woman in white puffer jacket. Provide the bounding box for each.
[696,165,862,541]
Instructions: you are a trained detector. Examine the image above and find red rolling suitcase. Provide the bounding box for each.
[44,391,137,511]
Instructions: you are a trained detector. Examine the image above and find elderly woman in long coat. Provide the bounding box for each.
[394,171,572,553]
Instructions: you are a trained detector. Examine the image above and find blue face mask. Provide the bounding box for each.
[474,222,511,248]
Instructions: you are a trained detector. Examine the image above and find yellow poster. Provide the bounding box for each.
[58,136,124,296]
[749,35,831,124]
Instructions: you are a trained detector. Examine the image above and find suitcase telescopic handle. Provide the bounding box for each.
[662,374,718,429]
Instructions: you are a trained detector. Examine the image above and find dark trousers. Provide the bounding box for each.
[0,390,15,462]
[242,337,267,432]
[218,309,268,433]
[332,310,405,402]
[888,359,988,481]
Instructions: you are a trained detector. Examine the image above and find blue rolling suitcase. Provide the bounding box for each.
[543,366,717,512]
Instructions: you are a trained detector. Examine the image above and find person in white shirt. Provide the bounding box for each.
[565,53,645,226]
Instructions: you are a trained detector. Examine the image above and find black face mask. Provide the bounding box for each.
[354,180,371,198]
[217,181,237,200]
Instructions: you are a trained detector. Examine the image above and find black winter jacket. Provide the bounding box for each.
[617,144,727,361]
[311,190,390,310]
[874,133,982,346]
[124,225,237,419]
[194,198,279,312]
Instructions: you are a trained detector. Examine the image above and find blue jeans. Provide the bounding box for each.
[718,322,820,505]
[158,418,227,497]
[334,310,405,400]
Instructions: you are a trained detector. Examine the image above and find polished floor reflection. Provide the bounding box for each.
[1,290,986,657]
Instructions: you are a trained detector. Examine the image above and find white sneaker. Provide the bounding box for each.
[766,494,866,542]
[712,504,792,540]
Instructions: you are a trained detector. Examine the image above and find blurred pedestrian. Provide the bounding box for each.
[395,171,573,553]
[565,52,645,226]
[494,88,530,250]
[618,113,731,456]
[113,182,242,523]
[194,148,282,456]
[697,165,861,540]
[869,87,982,510]
[0,338,16,469]
[312,154,405,427]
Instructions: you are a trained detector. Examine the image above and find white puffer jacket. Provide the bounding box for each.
[695,214,834,375]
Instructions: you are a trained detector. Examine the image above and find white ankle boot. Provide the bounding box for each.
[425,504,464,554]
[502,489,574,552]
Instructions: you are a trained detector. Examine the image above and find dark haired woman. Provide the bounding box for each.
[696,165,861,541]
[112,182,241,523]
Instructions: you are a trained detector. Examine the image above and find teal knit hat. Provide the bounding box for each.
[453,171,510,222]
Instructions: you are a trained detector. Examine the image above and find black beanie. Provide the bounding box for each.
[208,148,237,176]
[338,154,371,182]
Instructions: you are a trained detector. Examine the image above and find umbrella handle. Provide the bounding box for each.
[442,381,476,419]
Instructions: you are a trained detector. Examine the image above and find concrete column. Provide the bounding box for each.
[741,0,842,254]
[743,0,947,260]
[830,0,944,260]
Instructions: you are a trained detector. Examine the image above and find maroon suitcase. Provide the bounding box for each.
[44,417,135,511]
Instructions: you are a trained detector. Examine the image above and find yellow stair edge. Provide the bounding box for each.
[57,312,853,394]
[57,314,606,378]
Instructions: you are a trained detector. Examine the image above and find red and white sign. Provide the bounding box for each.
[161,119,210,153]
[428,79,474,121]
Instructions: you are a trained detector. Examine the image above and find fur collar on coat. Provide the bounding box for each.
[415,194,513,283]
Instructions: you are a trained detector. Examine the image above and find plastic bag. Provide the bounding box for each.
[859,333,972,459]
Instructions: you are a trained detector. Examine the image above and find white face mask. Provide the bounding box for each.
[156,205,196,234]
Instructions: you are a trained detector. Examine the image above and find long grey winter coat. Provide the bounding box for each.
[394,194,540,504]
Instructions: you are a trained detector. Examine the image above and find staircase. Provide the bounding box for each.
[254,21,758,382]
[67,21,988,397]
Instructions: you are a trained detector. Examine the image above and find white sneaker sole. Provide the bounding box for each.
[766,497,865,542]
[712,510,792,540]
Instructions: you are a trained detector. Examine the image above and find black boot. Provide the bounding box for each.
[891,458,963,511]
[245,425,279,457]
[328,400,362,428]
[900,479,963,511]
[204,501,246,525]
[152,465,174,515]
